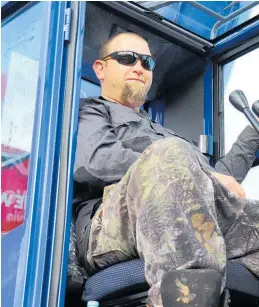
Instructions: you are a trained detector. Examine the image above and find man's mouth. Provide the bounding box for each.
[127,78,145,84]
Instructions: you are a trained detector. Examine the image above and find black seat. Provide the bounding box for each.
[82,259,259,306]
[66,209,259,306]
[226,261,259,296]
[82,259,147,302]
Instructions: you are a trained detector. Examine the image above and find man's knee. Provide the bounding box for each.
[140,137,198,168]
[149,137,191,152]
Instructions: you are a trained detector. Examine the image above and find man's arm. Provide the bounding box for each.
[215,125,259,183]
[74,103,141,186]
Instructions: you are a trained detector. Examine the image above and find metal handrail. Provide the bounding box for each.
[210,2,259,39]
[187,1,225,21]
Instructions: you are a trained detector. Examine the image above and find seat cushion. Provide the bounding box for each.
[82,259,259,302]
[226,260,259,297]
[82,259,147,302]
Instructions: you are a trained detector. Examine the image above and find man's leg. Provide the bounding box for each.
[86,137,257,306]
[224,198,259,276]
[205,163,259,277]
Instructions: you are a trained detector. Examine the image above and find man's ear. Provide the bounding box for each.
[93,60,105,81]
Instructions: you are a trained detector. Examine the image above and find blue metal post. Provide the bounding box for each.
[204,60,214,157]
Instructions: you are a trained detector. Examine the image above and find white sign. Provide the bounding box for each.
[2,52,39,152]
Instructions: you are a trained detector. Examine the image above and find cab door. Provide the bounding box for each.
[1,2,85,307]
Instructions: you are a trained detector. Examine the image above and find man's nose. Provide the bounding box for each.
[132,59,144,75]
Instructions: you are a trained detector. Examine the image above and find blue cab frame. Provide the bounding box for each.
[1,2,259,307]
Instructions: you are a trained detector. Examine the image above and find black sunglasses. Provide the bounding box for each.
[102,51,156,71]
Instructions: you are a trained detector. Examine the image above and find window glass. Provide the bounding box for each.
[223,47,259,153]
[80,78,100,98]
[1,3,44,235]
[223,47,259,199]
[135,1,259,40]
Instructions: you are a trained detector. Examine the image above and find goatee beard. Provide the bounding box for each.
[120,83,147,109]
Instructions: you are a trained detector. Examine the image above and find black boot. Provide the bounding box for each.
[161,269,222,307]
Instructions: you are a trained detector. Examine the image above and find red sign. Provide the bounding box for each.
[1,145,29,234]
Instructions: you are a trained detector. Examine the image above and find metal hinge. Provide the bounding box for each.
[64,8,72,43]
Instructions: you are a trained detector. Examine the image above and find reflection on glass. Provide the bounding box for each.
[1,3,44,234]
[80,78,100,98]
[136,1,259,40]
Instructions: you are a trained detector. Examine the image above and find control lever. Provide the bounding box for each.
[252,100,259,118]
[229,90,259,134]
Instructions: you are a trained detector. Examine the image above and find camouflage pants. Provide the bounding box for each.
[86,138,259,307]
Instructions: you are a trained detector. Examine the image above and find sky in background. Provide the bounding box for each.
[224,47,259,154]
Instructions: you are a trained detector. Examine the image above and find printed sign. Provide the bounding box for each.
[1,145,29,234]
[1,52,38,234]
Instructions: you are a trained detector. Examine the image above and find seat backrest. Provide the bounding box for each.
[66,205,87,292]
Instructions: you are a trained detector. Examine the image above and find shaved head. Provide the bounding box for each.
[99,32,149,59]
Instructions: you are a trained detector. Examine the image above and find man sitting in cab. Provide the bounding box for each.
[74,32,259,307]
